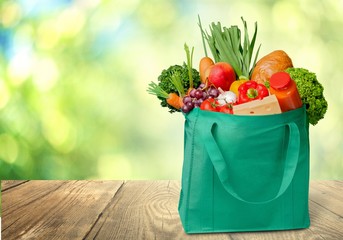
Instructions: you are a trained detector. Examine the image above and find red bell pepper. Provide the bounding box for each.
[238,80,269,104]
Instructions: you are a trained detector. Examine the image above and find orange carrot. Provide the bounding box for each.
[199,56,214,83]
[166,93,183,110]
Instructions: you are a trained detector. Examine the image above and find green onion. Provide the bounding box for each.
[203,17,261,79]
[147,82,169,99]
[184,43,194,89]
[169,71,185,97]
[197,15,208,57]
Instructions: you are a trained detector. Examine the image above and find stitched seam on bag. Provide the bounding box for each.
[211,165,215,231]
[292,180,295,229]
[184,108,199,229]
[281,123,287,197]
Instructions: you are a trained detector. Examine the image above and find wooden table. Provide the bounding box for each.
[1,180,343,239]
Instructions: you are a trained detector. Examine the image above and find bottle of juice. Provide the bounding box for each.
[269,72,302,112]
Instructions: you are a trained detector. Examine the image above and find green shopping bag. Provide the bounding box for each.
[178,105,310,233]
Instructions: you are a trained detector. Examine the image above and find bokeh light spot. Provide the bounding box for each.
[0,1,22,27]
[32,57,59,91]
[138,0,177,30]
[41,109,75,153]
[56,6,85,38]
[36,19,61,49]
[0,134,19,164]
[0,79,10,109]
[7,48,34,86]
[272,1,304,32]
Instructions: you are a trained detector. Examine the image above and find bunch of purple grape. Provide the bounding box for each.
[181,84,220,113]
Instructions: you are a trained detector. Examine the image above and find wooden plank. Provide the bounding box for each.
[308,200,343,239]
[85,180,342,240]
[310,181,343,216]
[1,180,343,240]
[84,180,208,240]
[1,180,29,191]
[307,181,343,239]
[2,180,68,226]
[320,180,343,190]
[1,180,124,240]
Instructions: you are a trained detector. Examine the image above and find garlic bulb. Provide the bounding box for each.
[217,90,237,105]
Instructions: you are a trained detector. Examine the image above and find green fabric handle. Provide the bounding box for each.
[202,121,300,204]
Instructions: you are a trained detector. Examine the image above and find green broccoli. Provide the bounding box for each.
[157,64,200,113]
[285,67,328,125]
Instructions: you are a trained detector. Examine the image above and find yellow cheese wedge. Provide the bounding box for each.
[233,95,282,115]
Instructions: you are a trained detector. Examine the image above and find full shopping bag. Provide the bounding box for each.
[178,105,310,233]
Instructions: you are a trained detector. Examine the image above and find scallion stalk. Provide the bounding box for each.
[202,17,261,79]
[184,43,194,89]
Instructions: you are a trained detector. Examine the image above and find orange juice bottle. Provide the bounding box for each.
[269,72,302,112]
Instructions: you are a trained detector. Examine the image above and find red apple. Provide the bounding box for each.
[206,62,236,91]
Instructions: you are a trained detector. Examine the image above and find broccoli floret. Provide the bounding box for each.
[157,64,200,113]
[285,68,328,125]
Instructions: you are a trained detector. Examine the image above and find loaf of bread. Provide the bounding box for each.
[251,50,293,84]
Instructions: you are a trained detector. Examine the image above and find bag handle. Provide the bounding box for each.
[201,120,301,204]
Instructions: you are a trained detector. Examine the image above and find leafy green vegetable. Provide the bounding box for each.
[157,64,200,113]
[202,17,261,79]
[184,43,194,89]
[197,14,208,57]
[169,71,185,97]
[147,82,169,98]
[285,67,328,125]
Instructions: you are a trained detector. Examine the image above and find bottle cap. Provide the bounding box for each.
[270,72,291,89]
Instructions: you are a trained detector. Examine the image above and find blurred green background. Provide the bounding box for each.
[0,0,342,180]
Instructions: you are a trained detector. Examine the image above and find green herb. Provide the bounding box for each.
[169,71,185,97]
[197,15,208,57]
[203,17,261,79]
[184,43,194,89]
[147,82,169,98]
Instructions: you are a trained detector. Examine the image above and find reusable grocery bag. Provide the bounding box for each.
[178,105,310,233]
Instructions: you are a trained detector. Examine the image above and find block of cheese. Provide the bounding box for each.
[233,94,282,116]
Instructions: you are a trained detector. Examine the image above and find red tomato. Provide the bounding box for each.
[218,104,233,114]
[200,98,219,112]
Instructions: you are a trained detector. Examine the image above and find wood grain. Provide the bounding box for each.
[310,180,343,216]
[1,180,124,240]
[1,180,342,240]
[1,180,29,191]
[84,180,185,240]
[307,181,343,240]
